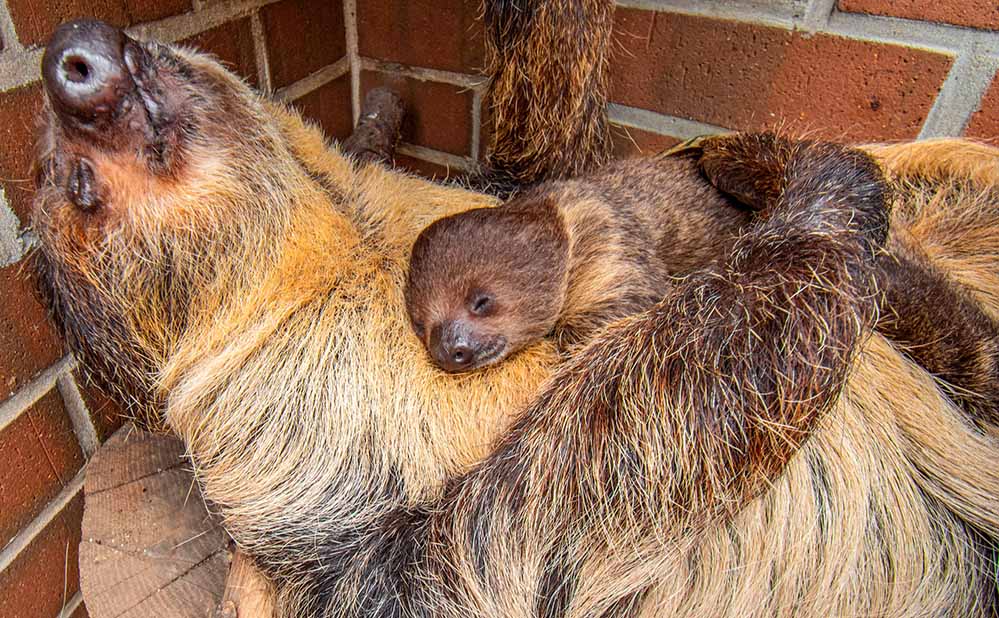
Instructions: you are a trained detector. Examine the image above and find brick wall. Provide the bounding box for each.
[340,0,999,165]
[1,1,998,617]
[606,0,999,157]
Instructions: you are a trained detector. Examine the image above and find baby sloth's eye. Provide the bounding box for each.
[412,321,426,338]
[469,293,494,316]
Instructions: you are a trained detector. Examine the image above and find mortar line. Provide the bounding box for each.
[359,57,486,90]
[608,103,728,140]
[919,50,999,138]
[470,89,483,162]
[0,43,40,92]
[0,189,23,267]
[0,356,77,435]
[56,373,100,459]
[826,11,999,56]
[128,0,282,44]
[396,143,477,173]
[343,0,361,125]
[274,57,350,102]
[0,468,84,574]
[0,0,23,54]
[801,0,837,32]
[55,591,83,618]
[249,10,273,93]
[615,0,794,29]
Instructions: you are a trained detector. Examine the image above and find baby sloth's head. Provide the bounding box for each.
[405,199,569,373]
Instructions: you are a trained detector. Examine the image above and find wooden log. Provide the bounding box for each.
[214,550,276,618]
[80,425,231,618]
[340,87,406,164]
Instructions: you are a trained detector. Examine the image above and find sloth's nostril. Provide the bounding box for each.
[65,57,91,82]
[67,159,101,213]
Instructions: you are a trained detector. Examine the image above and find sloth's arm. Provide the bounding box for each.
[697,134,999,424]
[875,232,999,424]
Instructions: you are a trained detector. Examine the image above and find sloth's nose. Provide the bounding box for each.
[444,343,475,370]
[430,323,479,373]
[42,20,134,125]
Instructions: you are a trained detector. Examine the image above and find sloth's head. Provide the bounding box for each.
[405,201,569,373]
[32,20,316,416]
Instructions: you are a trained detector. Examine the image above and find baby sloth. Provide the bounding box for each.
[405,156,750,372]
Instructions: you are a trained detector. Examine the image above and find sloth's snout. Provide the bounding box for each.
[431,323,477,373]
[428,320,508,374]
[42,20,135,127]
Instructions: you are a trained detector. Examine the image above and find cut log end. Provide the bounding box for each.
[80,425,276,618]
[341,87,406,164]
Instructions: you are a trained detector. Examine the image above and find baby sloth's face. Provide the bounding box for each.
[410,280,515,373]
[405,204,569,373]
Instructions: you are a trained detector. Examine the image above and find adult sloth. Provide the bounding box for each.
[32,18,999,618]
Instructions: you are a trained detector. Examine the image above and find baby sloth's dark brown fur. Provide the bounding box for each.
[406,156,751,372]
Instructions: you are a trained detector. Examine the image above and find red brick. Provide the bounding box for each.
[610,10,953,142]
[7,0,190,48]
[357,0,484,74]
[182,18,259,86]
[292,76,354,141]
[361,71,472,156]
[8,0,126,47]
[125,0,191,23]
[610,124,680,159]
[966,71,999,140]
[0,84,45,224]
[0,390,84,547]
[261,0,346,90]
[477,92,493,162]
[839,0,998,32]
[71,604,90,618]
[72,370,127,441]
[27,390,86,485]
[0,400,59,546]
[0,491,83,618]
[0,264,63,400]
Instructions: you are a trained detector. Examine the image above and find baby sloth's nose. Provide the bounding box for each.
[446,344,475,370]
[42,20,133,126]
[431,323,478,373]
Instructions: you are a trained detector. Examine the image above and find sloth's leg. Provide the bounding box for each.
[480,0,615,190]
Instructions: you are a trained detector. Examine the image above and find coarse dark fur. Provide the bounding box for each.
[406,156,750,372]
[698,134,999,425]
[30,14,999,618]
